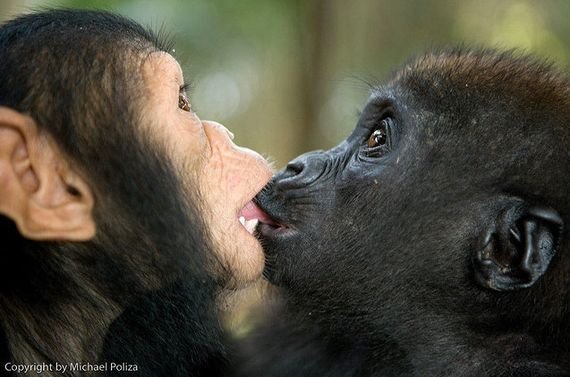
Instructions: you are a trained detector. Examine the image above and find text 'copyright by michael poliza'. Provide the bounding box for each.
[4,362,139,374]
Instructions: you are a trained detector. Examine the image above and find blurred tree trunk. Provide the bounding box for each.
[296,0,332,155]
[0,0,18,21]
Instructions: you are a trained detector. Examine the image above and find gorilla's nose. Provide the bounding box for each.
[277,150,327,189]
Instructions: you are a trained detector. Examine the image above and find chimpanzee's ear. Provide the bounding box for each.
[473,203,563,291]
[0,107,95,241]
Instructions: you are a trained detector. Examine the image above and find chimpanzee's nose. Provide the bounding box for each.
[276,150,327,189]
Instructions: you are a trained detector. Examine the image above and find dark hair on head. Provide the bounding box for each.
[0,9,193,227]
[0,9,167,159]
[0,9,213,285]
[0,11,224,372]
[0,9,171,168]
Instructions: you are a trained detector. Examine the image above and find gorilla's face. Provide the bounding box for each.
[256,51,567,319]
[257,93,431,297]
[255,92,446,297]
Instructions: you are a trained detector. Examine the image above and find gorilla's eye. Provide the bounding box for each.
[368,118,392,148]
[364,117,394,158]
[368,124,387,148]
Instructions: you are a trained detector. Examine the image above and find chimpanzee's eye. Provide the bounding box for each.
[179,93,192,112]
[179,83,193,112]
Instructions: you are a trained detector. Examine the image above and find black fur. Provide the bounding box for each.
[0,10,226,376]
[239,49,570,377]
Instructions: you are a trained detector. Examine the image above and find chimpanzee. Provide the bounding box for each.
[0,9,271,377]
[239,49,570,376]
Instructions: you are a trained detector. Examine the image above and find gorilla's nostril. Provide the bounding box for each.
[276,150,327,189]
[286,161,304,176]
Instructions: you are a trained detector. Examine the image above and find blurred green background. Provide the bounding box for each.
[2,0,570,168]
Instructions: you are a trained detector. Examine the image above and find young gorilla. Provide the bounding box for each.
[0,10,271,377]
[240,50,570,376]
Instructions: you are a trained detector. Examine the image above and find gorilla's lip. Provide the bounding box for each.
[252,196,290,237]
[238,200,278,234]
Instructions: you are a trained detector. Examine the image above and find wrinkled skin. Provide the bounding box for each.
[0,10,272,377]
[142,52,272,287]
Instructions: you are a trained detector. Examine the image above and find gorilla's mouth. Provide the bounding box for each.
[238,200,279,234]
[251,194,291,238]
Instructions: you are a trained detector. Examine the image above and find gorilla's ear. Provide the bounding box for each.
[0,107,95,241]
[473,203,563,291]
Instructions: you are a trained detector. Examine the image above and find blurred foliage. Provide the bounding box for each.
[2,0,569,167]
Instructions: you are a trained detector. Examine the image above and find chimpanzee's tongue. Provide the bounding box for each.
[239,201,274,223]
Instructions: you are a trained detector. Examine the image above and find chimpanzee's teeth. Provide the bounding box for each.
[245,219,258,234]
[239,216,258,234]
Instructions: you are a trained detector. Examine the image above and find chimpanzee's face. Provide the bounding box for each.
[141,52,272,287]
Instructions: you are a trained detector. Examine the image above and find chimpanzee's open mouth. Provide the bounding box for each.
[238,200,281,235]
